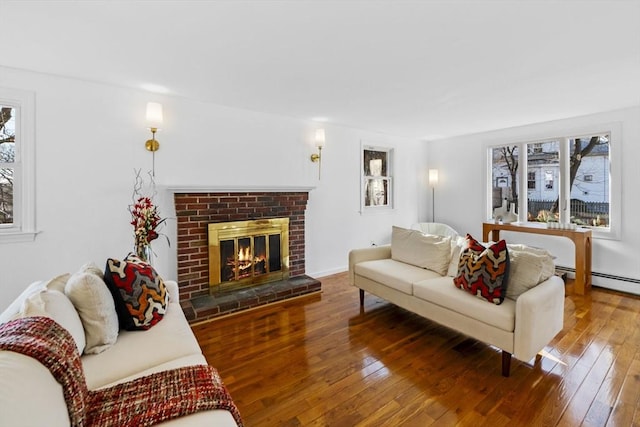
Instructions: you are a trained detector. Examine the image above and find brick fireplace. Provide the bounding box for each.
[173,189,320,322]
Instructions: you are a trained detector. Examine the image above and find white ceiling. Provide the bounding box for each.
[1,0,639,140]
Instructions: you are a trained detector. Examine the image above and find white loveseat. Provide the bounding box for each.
[348,225,565,377]
[0,275,239,427]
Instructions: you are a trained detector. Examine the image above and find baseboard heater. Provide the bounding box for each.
[555,265,640,285]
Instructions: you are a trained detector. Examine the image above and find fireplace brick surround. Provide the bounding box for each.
[174,190,319,322]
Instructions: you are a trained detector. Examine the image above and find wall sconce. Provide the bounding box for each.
[145,102,163,176]
[428,169,438,222]
[310,128,325,179]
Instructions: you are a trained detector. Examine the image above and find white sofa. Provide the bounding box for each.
[0,278,239,427]
[348,226,565,377]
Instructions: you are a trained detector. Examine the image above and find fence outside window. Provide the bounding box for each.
[527,199,609,227]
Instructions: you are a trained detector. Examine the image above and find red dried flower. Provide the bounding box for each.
[130,196,166,249]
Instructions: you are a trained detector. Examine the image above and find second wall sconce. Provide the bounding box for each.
[145,102,163,176]
[310,128,326,179]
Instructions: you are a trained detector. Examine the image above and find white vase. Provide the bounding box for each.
[502,203,518,223]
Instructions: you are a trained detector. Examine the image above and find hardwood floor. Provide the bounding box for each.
[192,272,640,426]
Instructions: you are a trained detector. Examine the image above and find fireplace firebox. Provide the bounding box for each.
[208,218,289,293]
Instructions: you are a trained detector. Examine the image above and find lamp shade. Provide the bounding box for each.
[428,169,439,186]
[146,102,163,128]
[314,129,326,148]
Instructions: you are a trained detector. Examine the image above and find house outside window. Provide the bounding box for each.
[529,143,543,154]
[490,146,519,213]
[488,125,620,239]
[544,170,554,190]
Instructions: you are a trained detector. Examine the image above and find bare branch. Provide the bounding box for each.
[0,107,12,134]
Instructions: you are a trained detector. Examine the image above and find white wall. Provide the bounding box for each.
[305,129,427,277]
[426,106,640,294]
[0,66,424,311]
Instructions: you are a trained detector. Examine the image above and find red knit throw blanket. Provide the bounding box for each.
[0,316,244,427]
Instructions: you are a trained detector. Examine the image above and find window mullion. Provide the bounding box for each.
[518,142,527,222]
[559,138,570,224]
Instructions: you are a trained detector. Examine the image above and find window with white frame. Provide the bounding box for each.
[0,88,36,242]
[490,145,519,214]
[361,145,394,212]
[0,106,15,224]
[489,125,620,239]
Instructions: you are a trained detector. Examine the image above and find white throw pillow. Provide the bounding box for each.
[21,289,86,354]
[65,264,119,354]
[506,247,556,300]
[0,274,71,325]
[446,235,466,277]
[391,226,452,275]
[42,273,71,293]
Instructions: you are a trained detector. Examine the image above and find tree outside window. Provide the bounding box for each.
[491,146,519,213]
[0,88,36,242]
[568,135,610,227]
[0,106,15,225]
[489,133,611,228]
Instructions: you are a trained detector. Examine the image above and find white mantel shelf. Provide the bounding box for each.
[163,185,316,193]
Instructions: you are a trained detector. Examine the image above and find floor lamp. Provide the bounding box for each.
[429,169,439,222]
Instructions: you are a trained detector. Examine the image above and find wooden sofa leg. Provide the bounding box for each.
[359,289,364,306]
[502,351,512,377]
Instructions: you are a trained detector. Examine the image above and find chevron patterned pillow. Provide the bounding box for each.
[453,234,510,305]
[104,254,168,330]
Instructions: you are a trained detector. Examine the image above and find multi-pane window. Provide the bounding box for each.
[489,131,614,234]
[527,172,536,189]
[490,145,519,213]
[361,145,393,211]
[0,106,15,225]
[0,88,35,242]
[569,135,610,227]
[527,140,559,198]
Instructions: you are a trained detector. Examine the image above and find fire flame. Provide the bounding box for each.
[238,246,251,261]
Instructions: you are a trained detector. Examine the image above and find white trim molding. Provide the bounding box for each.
[164,185,316,193]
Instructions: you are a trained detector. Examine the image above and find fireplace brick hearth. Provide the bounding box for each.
[174,190,319,323]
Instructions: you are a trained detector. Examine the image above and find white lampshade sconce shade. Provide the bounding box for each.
[310,128,326,179]
[428,169,439,187]
[314,129,326,148]
[145,102,163,176]
[146,102,164,130]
